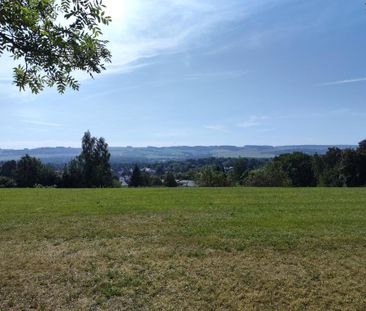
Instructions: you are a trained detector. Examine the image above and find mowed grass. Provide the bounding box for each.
[0,188,365,310]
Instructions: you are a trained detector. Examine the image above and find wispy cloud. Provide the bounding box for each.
[22,120,62,127]
[101,0,262,75]
[237,115,268,128]
[0,0,255,86]
[204,124,228,132]
[187,71,248,80]
[319,77,366,86]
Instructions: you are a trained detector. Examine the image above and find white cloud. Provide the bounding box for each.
[101,0,258,75]
[204,124,227,132]
[237,115,268,128]
[0,0,281,92]
[0,0,252,87]
[319,77,366,86]
[21,120,62,127]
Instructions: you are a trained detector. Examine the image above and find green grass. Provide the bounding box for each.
[0,188,365,310]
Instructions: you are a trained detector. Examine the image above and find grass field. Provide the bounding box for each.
[0,188,365,310]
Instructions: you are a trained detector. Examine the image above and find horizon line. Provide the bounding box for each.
[0,143,358,151]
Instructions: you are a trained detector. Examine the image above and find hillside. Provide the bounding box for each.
[0,145,355,164]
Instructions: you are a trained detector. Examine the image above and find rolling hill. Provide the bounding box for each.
[0,145,355,164]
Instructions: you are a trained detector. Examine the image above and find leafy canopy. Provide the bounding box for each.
[0,0,111,93]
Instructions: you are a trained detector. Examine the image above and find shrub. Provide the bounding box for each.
[244,162,290,187]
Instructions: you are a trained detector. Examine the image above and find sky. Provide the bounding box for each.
[0,0,366,148]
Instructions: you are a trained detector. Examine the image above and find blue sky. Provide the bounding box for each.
[0,0,365,148]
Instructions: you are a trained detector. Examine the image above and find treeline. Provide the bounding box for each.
[195,140,366,187]
[114,140,366,187]
[0,131,116,188]
[0,155,57,188]
[1,134,366,188]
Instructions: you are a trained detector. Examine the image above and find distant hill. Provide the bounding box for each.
[0,145,355,164]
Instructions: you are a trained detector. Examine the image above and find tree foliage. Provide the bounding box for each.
[0,0,111,93]
[196,166,228,187]
[274,152,317,187]
[164,172,177,187]
[0,160,16,178]
[230,158,248,185]
[62,131,113,187]
[15,154,57,187]
[0,176,16,188]
[129,165,142,187]
[244,162,291,187]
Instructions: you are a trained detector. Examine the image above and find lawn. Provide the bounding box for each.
[0,188,365,310]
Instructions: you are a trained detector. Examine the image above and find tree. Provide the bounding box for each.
[196,166,228,187]
[93,137,113,187]
[62,131,113,187]
[0,160,17,178]
[164,172,177,187]
[15,154,57,187]
[15,154,42,187]
[244,162,290,187]
[0,176,16,188]
[339,149,363,187]
[129,165,142,187]
[358,139,366,154]
[150,175,163,187]
[319,148,343,187]
[79,130,96,186]
[0,0,111,93]
[230,158,248,185]
[357,139,366,184]
[61,158,84,188]
[274,152,317,187]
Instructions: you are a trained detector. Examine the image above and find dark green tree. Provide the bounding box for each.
[338,140,366,187]
[93,137,113,187]
[129,165,142,187]
[0,176,17,188]
[358,139,366,153]
[230,158,248,185]
[312,153,325,185]
[0,0,111,93]
[15,154,57,187]
[339,149,363,187]
[196,166,228,187]
[79,130,97,186]
[244,161,290,187]
[0,160,17,178]
[151,175,163,187]
[274,152,317,187]
[320,148,343,187]
[62,131,113,187]
[15,154,42,187]
[164,172,177,187]
[357,139,366,184]
[61,159,84,188]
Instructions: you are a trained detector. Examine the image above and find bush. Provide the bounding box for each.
[196,166,228,187]
[112,179,122,188]
[244,162,290,187]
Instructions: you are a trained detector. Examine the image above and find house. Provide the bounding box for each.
[177,180,196,187]
[119,176,129,187]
